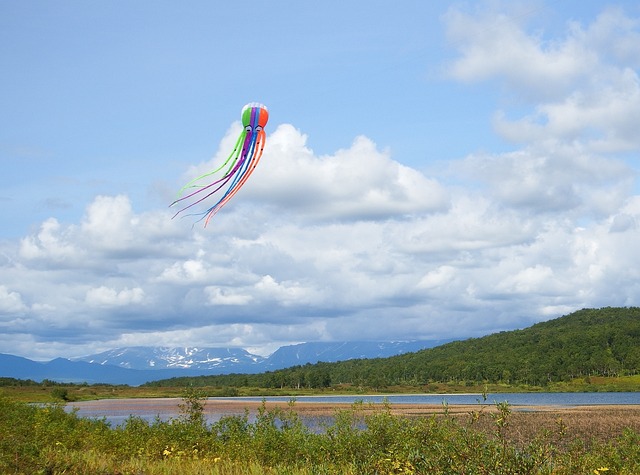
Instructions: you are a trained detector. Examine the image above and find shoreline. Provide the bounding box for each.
[68,397,640,417]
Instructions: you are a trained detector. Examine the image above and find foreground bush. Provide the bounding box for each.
[0,395,638,474]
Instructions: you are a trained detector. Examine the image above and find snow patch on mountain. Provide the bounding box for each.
[74,346,265,370]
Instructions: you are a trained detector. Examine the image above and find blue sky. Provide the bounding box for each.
[1,1,640,360]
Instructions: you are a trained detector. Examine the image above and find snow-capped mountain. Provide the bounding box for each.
[73,346,265,370]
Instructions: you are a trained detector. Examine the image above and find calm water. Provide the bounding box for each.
[230,392,640,406]
[68,392,639,427]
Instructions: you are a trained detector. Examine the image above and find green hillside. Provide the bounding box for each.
[145,307,640,390]
[362,306,640,386]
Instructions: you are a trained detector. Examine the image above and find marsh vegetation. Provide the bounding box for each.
[1,390,638,474]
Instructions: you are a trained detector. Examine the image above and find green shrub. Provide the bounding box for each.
[1,395,639,474]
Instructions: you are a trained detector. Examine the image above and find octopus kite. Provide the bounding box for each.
[170,102,269,226]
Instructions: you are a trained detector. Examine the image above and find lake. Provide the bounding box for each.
[229,392,640,406]
[67,392,639,427]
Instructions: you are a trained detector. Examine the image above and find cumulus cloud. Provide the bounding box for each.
[182,124,450,221]
[444,4,639,217]
[19,218,83,264]
[85,286,146,307]
[0,285,27,313]
[445,5,640,153]
[494,70,640,152]
[444,4,596,100]
[456,144,632,214]
[205,287,253,306]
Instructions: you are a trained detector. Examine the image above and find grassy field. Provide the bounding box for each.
[1,391,639,474]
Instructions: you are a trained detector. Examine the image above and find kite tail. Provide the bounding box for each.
[170,174,234,219]
[204,130,266,226]
[173,131,246,198]
[171,132,255,220]
[169,134,249,212]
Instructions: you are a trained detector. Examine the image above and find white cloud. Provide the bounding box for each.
[205,287,253,306]
[441,4,640,218]
[85,286,146,307]
[497,265,556,295]
[444,4,596,100]
[0,285,27,313]
[417,265,457,290]
[19,218,83,264]
[456,144,632,214]
[446,5,640,153]
[253,274,323,307]
[495,69,640,152]
[158,259,209,284]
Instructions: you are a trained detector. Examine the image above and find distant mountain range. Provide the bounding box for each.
[0,340,450,386]
[72,347,265,371]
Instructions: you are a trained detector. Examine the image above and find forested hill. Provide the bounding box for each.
[144,307,640,389]
[377,306,640,386]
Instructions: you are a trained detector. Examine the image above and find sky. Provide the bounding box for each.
[1,1,640,361]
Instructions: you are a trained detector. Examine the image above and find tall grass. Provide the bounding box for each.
[1,394,638,474]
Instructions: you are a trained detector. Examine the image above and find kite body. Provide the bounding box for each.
[170,103,269,226]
